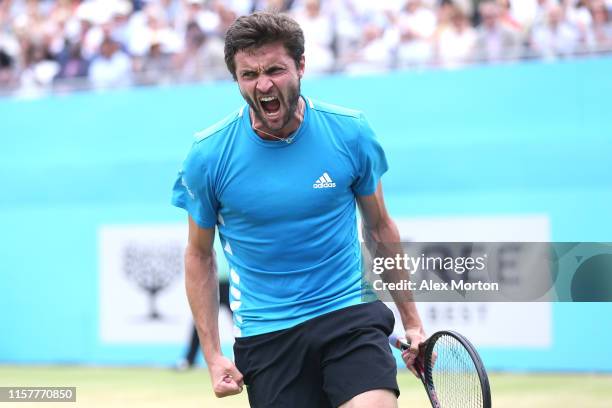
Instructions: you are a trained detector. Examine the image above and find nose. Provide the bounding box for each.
[255,76,273,94]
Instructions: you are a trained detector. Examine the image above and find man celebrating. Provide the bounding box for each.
[172,12,425,408]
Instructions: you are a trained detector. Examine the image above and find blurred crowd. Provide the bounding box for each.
[1,0,611,95]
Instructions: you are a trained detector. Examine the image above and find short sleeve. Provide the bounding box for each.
[171,143,219,228]
[351,113,389,196]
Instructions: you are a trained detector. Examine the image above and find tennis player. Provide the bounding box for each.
[172,12,425,408]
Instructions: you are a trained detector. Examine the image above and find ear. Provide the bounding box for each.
[297,55,305,78]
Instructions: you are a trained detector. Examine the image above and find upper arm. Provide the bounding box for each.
[357,182,391,229]
[187,215,215,256]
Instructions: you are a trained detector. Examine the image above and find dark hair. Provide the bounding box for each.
[224,12,304,80]
[0,49,13,68]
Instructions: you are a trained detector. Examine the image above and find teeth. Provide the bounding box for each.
[260,96,277,102]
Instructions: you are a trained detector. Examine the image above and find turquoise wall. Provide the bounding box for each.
[1,57,611,370]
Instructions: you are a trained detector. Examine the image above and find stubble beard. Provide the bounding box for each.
[243,80,301,133]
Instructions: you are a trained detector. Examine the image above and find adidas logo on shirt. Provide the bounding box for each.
[313,172,336,189]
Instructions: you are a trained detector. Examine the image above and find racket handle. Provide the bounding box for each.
[389,334,410,351]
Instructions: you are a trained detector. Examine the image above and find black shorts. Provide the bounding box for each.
[233,301,399,408]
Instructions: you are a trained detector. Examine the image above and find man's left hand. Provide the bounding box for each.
[401,326,427,377]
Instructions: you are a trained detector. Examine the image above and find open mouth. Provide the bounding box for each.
[260,96,281,116]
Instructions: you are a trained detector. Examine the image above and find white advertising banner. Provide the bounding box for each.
[98,224,235,345]
[99,224,191,343]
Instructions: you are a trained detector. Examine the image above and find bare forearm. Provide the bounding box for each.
[362,219,423,330]
[393,294,423,330]
[358,186,426,367]
[185,245,221,363]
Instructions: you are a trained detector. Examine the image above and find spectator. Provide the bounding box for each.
[530,3,580,58]
[532,0,560,29]
[473,1,522,62]
[0,4,20,88]
[327,0,365,67]
[497,0,523,33]
[452,0,475,19]
[396,0,437,67]
[507,0,542,31]
[88,36,132,89]
[343,21,397,75]
[175,0,221,38]
[292,0,335,75]
[12,0,46,44]
[108,0,133,51]
[589,0,612,50]
[74,2,106,60]
[0,48,16,88]
[18,40,60,95]
[55,40,89,80]
[173,21,226,82]
[136,41,174,85]
[45,0,80,57]
[216,3,238,35]
[434,3,477,68]
[128,1,181,68]
[157,0,182,28]
[565,0,593,32]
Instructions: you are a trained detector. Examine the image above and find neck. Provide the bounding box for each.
[251,97,305,141]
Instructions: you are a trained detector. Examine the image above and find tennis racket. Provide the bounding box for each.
[389,331,491,408]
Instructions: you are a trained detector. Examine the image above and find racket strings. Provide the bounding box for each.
[426,335,483,407]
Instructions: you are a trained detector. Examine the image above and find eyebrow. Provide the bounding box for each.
[239,64,287,76]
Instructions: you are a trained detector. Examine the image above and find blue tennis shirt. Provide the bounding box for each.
[172,96,388,337]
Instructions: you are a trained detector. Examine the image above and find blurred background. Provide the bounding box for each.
[1,0,612,95]
[1,0,612,407]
